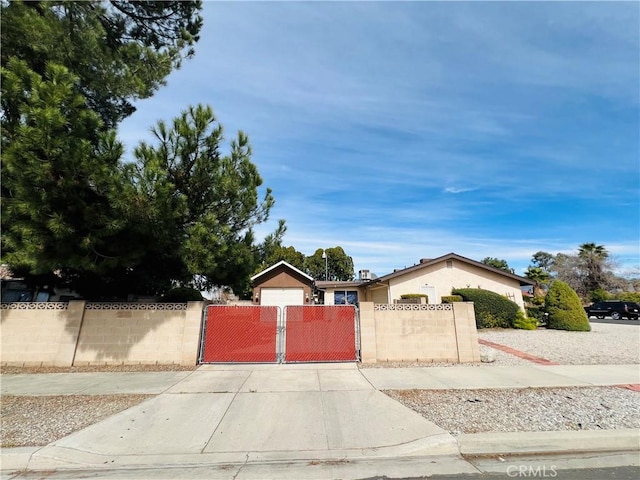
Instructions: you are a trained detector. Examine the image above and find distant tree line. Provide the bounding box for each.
[524,243,639,302]
[255,245,355,282]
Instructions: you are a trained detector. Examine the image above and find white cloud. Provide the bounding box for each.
[444,187,477,194]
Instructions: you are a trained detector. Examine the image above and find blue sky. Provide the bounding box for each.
[118,0,640,278]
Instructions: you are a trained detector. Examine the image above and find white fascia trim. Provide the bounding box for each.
[250,260,314,282]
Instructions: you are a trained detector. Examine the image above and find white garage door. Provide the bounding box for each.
[261,288,304,312]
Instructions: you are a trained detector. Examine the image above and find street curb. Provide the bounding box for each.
[457,428,640,456]
[0,446,41,472]
[2,433,459,472]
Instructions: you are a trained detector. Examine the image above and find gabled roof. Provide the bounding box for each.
[250,260,314,283]
[369,252,534,286]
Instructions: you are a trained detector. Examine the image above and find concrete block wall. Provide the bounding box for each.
[452,302,481,362]
[359,302,480,363]
[0,301,204,366]
[1,301,85,366]
[2,300,478,366]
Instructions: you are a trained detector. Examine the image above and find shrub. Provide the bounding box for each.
[452,288,520,329]
[528,295,545,306]
[399,293,428,303]
[612,292,640,303]
[161,287,203,302]
[590,289,610,303]
[545,281,590,332]
[441,295,463,303]
[513,310,537,330]
[478,312,504,328]
[525,305,547,325]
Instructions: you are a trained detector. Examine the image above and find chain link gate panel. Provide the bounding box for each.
[284,305,358,362]
[201,305,279,363]
[200,305,358,363]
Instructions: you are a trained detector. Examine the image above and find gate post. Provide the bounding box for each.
[277,306,285,363]
[197,304,208,364]
[181,301,205,366]
[358,302,377,364]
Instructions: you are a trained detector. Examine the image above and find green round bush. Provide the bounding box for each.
[161,287,203,303]
[544,281,590,332]
[452,288,520,329]
[441,295,463,304]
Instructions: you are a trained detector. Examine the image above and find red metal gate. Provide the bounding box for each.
[200,305,358,363]
[201,305,278,363]
[284,306,357,362]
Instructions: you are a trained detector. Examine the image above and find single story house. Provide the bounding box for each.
[251,260,314,311]
[317,252,533,310]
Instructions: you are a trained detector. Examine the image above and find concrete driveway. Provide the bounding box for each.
[15,363,460,472]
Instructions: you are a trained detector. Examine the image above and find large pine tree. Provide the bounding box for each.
[2,2,284,299]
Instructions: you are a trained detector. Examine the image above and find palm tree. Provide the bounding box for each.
[524,266,551,298]
[578,243,608,293]
[578,243,608,259]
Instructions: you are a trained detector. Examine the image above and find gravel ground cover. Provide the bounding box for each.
[373,322,640,435]
[478,322,640,365]
[1,365,193,447]
[385,386,640,435]
[1,395,152,447]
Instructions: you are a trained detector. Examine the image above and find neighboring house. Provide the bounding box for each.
[251,261,314,312]
[317,252,534,310]
[1,277,81,303]
[314,280,363,305]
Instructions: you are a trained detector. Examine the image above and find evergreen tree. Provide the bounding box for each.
[126,105,277,295]
[577,242,609,294]
[1,0,202,129]
[255,244,306,274]
[531,251,554,273]
[307,247,355,281]
[1,0,204,297]
[481,257,515,274]
[1,61,132,283]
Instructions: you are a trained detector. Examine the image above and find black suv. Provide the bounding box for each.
[585,301,640,320]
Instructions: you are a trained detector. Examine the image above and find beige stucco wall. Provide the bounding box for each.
[387,260,526,310]
[367,284,390,304]
[0,301,203,366]
[359,301,480,363]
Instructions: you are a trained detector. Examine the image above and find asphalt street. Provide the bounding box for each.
[589,317,640,326]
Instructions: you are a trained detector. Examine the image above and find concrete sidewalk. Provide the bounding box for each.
[2,363,639,478]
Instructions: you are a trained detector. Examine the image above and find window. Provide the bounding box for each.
[334,290,358,305]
